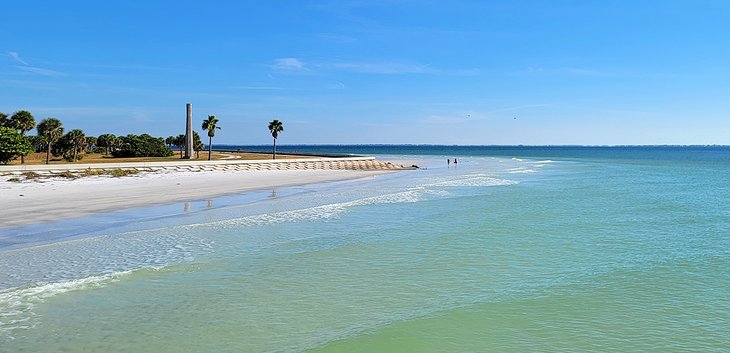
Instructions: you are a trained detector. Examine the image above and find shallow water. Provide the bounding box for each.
[1,148,729,352]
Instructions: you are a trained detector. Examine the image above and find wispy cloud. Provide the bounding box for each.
[5,51,65,76]
[326,81,346,89]
[16,66,64,76]
[315,33,358,43]
[332,62,434,74]
[271,58,306,71]
[7,51,28,65]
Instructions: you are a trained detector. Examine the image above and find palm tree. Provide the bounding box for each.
[193,131,204,159]
[37,118,64,164]
[9,110,36,163]
[174,134,185,157]
[97,133,117,155]
[268,119,284,159]
[85,136,97,153]
[64,129,87,161]
[201,115,220,161]
[165,136,175,149]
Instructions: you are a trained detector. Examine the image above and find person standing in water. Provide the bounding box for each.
[447,159,450,166]
[454,158,458,166]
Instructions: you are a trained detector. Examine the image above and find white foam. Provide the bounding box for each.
[507,167,538,174]
[213,188,428,228]
[0,270,135,339]
[426,176,518,187]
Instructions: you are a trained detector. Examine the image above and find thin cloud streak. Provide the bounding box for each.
[6,51,28,65]
[332,62,434,74]
[16,66,64,76]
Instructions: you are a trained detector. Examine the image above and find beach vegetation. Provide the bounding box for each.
[0,126,34,164]
[22,171,40,179]
[0,112,8,127]
[7,110,36,163]
[7,177,21,182]
[201,115,220,161]
[37,118,64,164]
[268,119,284,159]
[107,168,139,177]
[112,134,173,158]
[81,168,105,176]
[56,171,78,179]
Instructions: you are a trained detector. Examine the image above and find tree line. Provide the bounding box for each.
[1,110,285,164]
[0,110,179,164]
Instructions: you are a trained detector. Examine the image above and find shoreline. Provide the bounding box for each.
[0,168,399,229]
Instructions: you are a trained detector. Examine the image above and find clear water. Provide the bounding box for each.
[1,147,729,352]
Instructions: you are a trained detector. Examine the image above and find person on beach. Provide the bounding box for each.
[447,159,450,166]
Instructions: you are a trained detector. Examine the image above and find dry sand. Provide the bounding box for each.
[0,169,391,228]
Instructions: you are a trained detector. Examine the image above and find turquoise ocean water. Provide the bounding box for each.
[1,146,729,352]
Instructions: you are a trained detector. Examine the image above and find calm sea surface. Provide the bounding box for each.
[1,146,729,352]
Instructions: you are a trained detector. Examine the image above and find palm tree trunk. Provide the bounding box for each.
[273,138,277,159]
[46,141,51,165]
[208,136,213,161]
[20,132,26,164]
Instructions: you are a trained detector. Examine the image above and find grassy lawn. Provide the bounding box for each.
[8,151,310,165]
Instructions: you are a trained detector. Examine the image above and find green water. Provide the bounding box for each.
[1,151,729,352]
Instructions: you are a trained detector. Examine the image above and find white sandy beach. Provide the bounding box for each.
[0,169,391,228]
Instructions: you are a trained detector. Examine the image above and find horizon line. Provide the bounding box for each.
[214,143,730,148]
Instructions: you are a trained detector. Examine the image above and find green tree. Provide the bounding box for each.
[60,129,87,161]
[8,110,36,163]
[85,136,97,153]
[112,134,173,158]
[28,135,45,152]
[174,134,185,157]
[193,131,204,159]
[0,112,8,127]
[165,136,175,149]
[268,119,284,160]
[201,115,220,161]
[0,126,34,164]
[96,134,117,155]
[36,117,64,164]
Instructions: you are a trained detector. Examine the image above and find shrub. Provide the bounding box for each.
[112,134,173,158]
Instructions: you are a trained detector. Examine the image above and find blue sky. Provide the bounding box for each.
[1,0,729,145]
